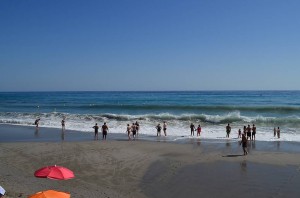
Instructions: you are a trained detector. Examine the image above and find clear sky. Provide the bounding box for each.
[0,0,299,91]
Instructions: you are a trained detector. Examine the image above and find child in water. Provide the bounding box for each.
[197,125,201,136]
[238,129,242,138]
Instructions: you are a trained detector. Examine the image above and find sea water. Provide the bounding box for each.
[0,91,300,142]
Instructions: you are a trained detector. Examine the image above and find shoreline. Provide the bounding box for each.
[1,124,300,154]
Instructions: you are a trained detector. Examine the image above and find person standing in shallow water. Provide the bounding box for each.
[102,122,108,140]
[277,127,280,138]
[238,129,242,138]
[131,123,137,140]
[274,127,277,137]
[126,124,131,140]
[197,124,201,137]
[135,121,140,137]
[252,124,256,140]
[93,123,99,140]
[163,121,167,136]
[246,125,251,140]
[61,119,65,130]
[156,124,162,136]
[190,123,195,136]
[243,126,247,136]
[226,123,231,138]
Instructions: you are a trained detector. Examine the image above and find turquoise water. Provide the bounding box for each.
[0,91,300,141]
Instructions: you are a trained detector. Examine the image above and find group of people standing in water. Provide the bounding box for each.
[92,122,109,140]
[234,124,257,140]
[189,123,202,137]
[155,121,203,137]
[35,118,66,130]
[126,121,140,140]
[226,123,256,156]
[224,123,281,155]
[93,121,141,141]
[34,118,281,147]
[155,121,167,137]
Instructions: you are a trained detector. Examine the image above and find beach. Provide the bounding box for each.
[1,125,300,198]
[1,0,300,196]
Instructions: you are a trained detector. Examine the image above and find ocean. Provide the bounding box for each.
[1,91,300,142]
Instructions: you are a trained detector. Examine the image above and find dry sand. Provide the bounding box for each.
[1,139,300,198]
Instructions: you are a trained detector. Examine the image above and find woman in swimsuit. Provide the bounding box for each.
[163,121,167,136]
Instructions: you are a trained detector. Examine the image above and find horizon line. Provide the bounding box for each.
[1,90,300,93]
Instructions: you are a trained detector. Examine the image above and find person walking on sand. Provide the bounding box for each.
[61,119,66,130]
[274,127,277,137]
[252,124,256,140]
[240,133,248,155]
[226,123,231,138]
[126,124,131,140]
[34,118,40,128]
[93,123,99,140]
[277,127,280,138]
[131,123,137,140]
[156,124,162,136]
[163,121,167,136]
[197,124,201,137]
[102,122,108,140]
[190,123,195,136]
[238,129,242,138]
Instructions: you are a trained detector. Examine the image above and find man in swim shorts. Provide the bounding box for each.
[252,124,256,140]
[190,123,195,136]
[135,121,140,137]
[102,122,108,140]
[246,125,251,140]
[131,123,137,140]
[226,123,231,138]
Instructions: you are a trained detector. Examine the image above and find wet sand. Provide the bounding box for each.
[1,125,300,198]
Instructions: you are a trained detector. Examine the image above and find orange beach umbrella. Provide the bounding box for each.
[34,165,74,180]
[28,190,70,198]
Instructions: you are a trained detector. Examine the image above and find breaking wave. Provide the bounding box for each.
[1,111,300,127]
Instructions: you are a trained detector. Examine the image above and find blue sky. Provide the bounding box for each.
[0,0,299,91]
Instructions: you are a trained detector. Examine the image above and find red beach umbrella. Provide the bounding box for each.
[28,190,70,198]
[34,165,74,180]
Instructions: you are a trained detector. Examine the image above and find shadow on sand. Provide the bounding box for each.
[222,154,244,157]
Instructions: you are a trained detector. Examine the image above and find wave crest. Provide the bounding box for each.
[1,111,299,127]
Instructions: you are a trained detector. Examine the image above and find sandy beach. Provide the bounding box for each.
[0,126,300,198]
[1,0,300,196]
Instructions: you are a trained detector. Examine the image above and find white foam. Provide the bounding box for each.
[1,112,300,142]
